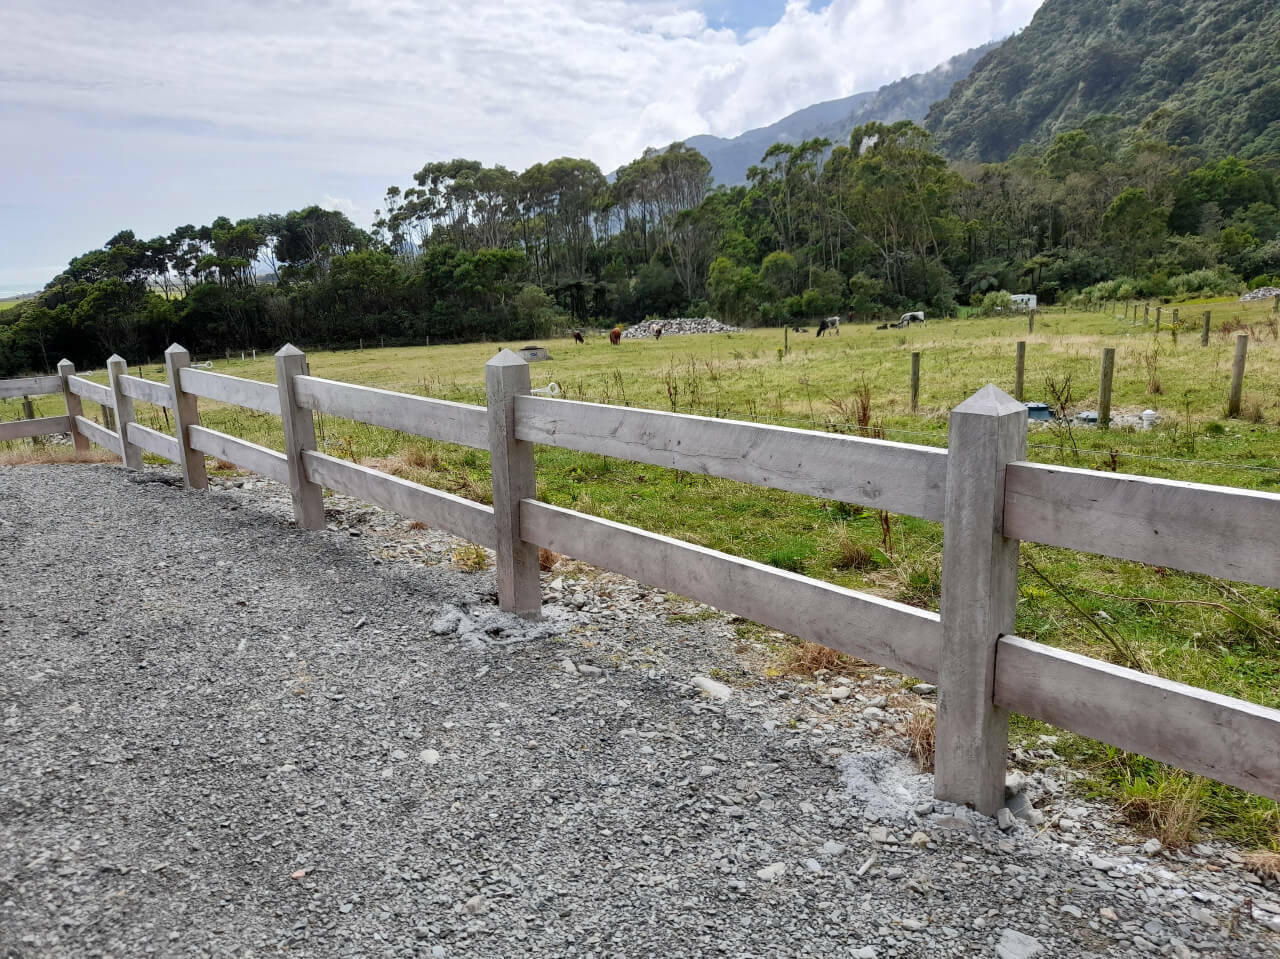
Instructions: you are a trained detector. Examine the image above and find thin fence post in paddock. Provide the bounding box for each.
[56,359,90,452]
[485,349,542,617]
[165,344,208,490]
[275,344,326,529]
[910,352,921,414]
[1027,311,1034,334]
[1099,347,1115,430]
[1227,333,1249,418]
[935,385,1026,815]
[106,355,143,470]
[1014,341,1025,402]
[21,396,43,447]
[1155,307,1161,333]
[1202,311,1211,347]
[1144,303,1149,324]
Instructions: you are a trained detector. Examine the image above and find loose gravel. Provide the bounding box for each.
[2,464,1278,958]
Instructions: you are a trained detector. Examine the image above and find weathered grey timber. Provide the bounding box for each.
[516,396,948,521]
[1228,333,1248,417]
[0,374,61,399]
[74,415,123,455]
[486,351,541,616]
[1014,341,1025,401]
[996,635,1280,801]
[57,360,89,453]
[179,367,280,415]
[910,352,921,413]
[1004,462,1280,588]
[66,374,115,409]
[1098,347,1115,430]
[274,345,325,530]
[188,426,288,484]
[0,415,70,442]
[119,373,175,409]
[293,376,487,449]
[521,499,941,682]
[303,451,496,548]
[107,356,142,470]
[1202,311,1211,346]
[935,385,1026,815]
[125,422,180,463]
[166,345,208,490]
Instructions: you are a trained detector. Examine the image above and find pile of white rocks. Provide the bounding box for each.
[1240,286,1280,302]
[621,316,742,338]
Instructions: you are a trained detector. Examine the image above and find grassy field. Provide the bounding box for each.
[6,298,1280,846]
[0,300,23,311]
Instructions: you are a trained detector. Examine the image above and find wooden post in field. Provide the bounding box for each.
[21,396,43,447]
[1014,341,1026,402]
[910,352,921,414]
[1274,293,1278,314]
[481,350,537,614]
[1144,303,1149,323]
[106,354,142,470]
[936,385,1026,815]
[165,344,207,490]
[275,344,325,529]
[486,349,541,617]
[1028,311,1035,334]
[1172,308,1179,328]
[1155,307,1161,333]
[1228,334,1249,418]
[1099,348,1115,430]
[1202,311,1211,347]
[784,326,788,356]
[56,359,89,453]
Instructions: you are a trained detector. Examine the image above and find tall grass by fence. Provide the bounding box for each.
[4,344,1279,814]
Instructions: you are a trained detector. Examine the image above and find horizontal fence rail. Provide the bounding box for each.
[293,376,487,450]
[0,415,70,443]
[0,374,62,400]
[188,426,289,484]
[516,396,948,521]
[521,499,941,681]
[119,374,175,409]
[67,375,115,408]
[179,367,280,415]
[1005,462,1280,589]
[5,344,1278,812]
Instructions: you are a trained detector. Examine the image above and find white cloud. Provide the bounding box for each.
[0,0,1043,290]
[321,195,358,217]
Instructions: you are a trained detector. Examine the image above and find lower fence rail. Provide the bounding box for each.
[0,415,71,443]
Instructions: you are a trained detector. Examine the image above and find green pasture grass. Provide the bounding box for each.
[4,301,1279,846]
[0,300,22,311]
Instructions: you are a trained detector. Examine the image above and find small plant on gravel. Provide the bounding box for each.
[538,548,562,571]
[1119,769,1207,848]
[407,520,428,531]
[451,544,490,572]
[1243,849,1280,881]
[781,640,861,676]
[904,704,936,772]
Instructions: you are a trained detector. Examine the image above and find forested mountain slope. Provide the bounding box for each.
[925,0,1280,162]
[687,41,998,185]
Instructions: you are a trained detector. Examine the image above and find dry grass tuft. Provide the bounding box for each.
[904,704,936,772]
[1119,771,1206,848]
[0,447,115,467]
[781,640,863,676]
[213,458,239,471]
[1243,850,1280,881]
[451,544,490,572]
[539,548,563,572]
[406,520,429,531]
[832,524,877,571]
[402,446,440,471]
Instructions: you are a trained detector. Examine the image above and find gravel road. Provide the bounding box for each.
[2,464,1277,958]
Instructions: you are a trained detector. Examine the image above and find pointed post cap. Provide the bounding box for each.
[486,348,528,368]
[953,383,1026,418]
[275,343,304,358]
[164,343,190,356]
[106,353,126,366]
[56,358,74,372]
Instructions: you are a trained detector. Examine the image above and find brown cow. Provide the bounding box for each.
[572,330,584,343]
[609,326,622,346]
[653,326,663,341]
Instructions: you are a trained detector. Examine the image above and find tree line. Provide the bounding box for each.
[3,121,1278,376]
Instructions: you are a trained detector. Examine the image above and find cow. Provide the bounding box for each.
[609,326,622,346]
[899,311,925,327]
[653,326,664,341]
[572,330,584,344]
[816,316,840,337]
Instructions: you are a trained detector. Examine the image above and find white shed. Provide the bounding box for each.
[1011,294,1037,311]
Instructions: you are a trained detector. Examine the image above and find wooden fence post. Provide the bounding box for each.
[936,385,1026,815]
[1228,334,1248,418]
[275,344,325,529]
[1144,303,1149,323]
[106,354,143,470]
[1014,341,1025,402]
[165,344,208,490]
[1099,348,1115,430]
[1027,311,1035,334]
[1155,307,1161,333]
[486,349,541,616]
[56,359,89,453]
[910,352,921,414]
[1202,311,1211,347]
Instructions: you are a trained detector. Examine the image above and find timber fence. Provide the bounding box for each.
[3,344,1279,814]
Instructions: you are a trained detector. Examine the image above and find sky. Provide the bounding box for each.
[0,0,1044,298]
